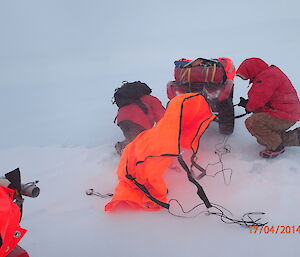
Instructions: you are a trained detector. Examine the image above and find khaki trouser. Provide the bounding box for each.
[282,127,300,146]
[245,113,296,150]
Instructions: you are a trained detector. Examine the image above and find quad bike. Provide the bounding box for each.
[0,168,40,257]
[167,57,236,135]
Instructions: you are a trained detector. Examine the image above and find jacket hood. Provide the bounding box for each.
[236,58,269,82]
[152,93,215,153]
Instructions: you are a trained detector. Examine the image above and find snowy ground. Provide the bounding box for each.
[1,122,299,257]
[1,1,300,257]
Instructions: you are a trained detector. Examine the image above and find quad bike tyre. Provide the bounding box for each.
[215,89,234,135]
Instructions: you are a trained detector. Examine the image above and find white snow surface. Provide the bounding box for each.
[0,1,300,256]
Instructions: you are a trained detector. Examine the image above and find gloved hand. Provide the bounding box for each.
[237,97,248,108]
[115,141,126,156]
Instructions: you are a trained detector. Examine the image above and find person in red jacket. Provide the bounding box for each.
[236,58,300,158]
[114,85,165,155]
[0,185,27,257]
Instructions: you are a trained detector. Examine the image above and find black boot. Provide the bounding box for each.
[259,144,285,158]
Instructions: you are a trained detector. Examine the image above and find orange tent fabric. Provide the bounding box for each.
[105,93,215,211]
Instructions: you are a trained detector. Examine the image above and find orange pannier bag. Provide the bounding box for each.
[105,93,215,211]
[215,57,236,81]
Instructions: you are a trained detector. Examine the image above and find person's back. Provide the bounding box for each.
[247,64,300,121]
[114,82,165,154]
[117,94,165,130]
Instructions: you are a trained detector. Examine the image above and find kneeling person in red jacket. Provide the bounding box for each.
[236,58,300,158]
[113,81,165,155]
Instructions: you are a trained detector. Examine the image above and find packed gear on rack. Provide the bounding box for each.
[167,57,236,135]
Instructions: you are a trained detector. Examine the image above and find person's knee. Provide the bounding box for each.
[245,113,266,135]
[245,116,255,134]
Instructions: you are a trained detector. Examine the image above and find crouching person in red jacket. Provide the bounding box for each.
[113,81,165,155]
[236,58,300,158]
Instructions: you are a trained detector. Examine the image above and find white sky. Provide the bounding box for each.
[0,0,299,148]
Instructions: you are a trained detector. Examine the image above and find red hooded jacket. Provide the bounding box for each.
[236,58,300,122]
[0,186,27,257]
[117,94,165,129]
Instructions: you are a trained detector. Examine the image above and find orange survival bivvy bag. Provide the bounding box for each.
[105,93,216,211]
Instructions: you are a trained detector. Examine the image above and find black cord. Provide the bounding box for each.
[208,204,267,227]
[168,199,267,227]
[168,199,207,218]
[194,136,233,185]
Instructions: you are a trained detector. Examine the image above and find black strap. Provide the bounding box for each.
[125,155,211,210]
[136,154,178,165]
[233,103,250,119]
[234,112,248,119]
[133,99,149,114]
[125,163,170,209]
[191,153,206,179]
[177,155,212,208]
